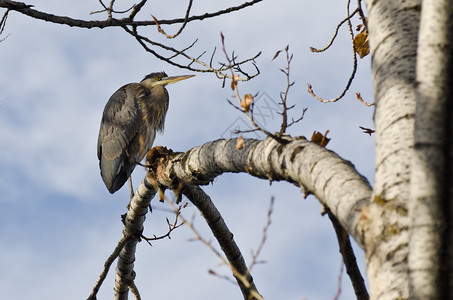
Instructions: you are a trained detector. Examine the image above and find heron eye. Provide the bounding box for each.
[156,77,161,81]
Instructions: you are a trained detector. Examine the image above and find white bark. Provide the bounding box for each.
[152,137,372,245]
[409,0,453,298]
[362,0,420,299]
[114,175,156,300]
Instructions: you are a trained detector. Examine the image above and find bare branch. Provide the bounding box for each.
[151,0,193,39]
[2,0,262,77]
[221,34,286,143]
[0,8,9,36]
[87,235,132,300]
[0,0,263,28]
[233,127,261,135]
[249,197,274,271]
[356,92,374,106]
[334,262,344,300]
[172,185,263,300]
[128,0,147,20]
[309,8,359,53]
[124,26,260,81]
[356,0,368,33]
[90,0,135,17]
[142,205,185,244]
[324,206,370,300]
[275,45,298,134]
[286,107,307,128]
[307,0,360,103]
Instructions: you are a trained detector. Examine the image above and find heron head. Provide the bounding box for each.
[141,72,195,89]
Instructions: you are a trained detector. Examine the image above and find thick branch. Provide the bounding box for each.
[149,136,372,247]
[114,175,157,300]
[0,0,261,80]
[0,0,263,29]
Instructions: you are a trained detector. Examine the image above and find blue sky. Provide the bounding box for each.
[0,0,374,299]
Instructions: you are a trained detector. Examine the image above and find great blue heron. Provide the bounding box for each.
[97,72,195,194]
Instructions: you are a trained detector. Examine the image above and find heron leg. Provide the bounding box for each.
[128,176,134,200]
[136,161,152,168]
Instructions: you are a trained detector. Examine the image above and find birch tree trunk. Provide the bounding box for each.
[360,1,419,297]
[362,0,453,299]
[409,0,453,299]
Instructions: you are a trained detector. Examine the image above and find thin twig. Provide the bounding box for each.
[208,269,239,285]
[232,127,261,135]
[356,92,374,106]
[307,0,358,103]
[87,235,132,300]
[167,38,198,60]
[124,26,260,81]
[249,197,274,270]
[128,0,148,20]
[276,45,296,134]
[356,0,368,33]
[310,8,359,53]
[221,33,287,144]
[141,205,185,245]
[0,8,9,35]
[178,185,263,300]
[152,0,193,39]
[286,107,307,128]
[333,261,345,300]
[91,1,134,16]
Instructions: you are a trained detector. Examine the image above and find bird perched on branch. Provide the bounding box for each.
[97,72,195,194]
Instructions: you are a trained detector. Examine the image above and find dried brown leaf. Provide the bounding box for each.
[359,126,375,136]
[231,74,239,90]
[272,50,282,60]
[354,29,370,58]
[311,130,330,147]
[240,93,253,112]
[236,136,244,150]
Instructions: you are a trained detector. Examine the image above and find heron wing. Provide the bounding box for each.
[97,83,149,193]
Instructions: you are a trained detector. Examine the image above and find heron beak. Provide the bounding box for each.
[160,75,195,86]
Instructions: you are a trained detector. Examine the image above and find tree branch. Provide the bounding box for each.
[0,0,261,80]
[307,0,362,103]
[123,26,260,80]
[113,175,157,299]
[324,206,369,300]
[181,185,262,300]
[0,0,263,28]
[147,136,372,247]
[88,235,132,300]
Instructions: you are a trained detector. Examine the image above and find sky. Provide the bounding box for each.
[0,0,374,299]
